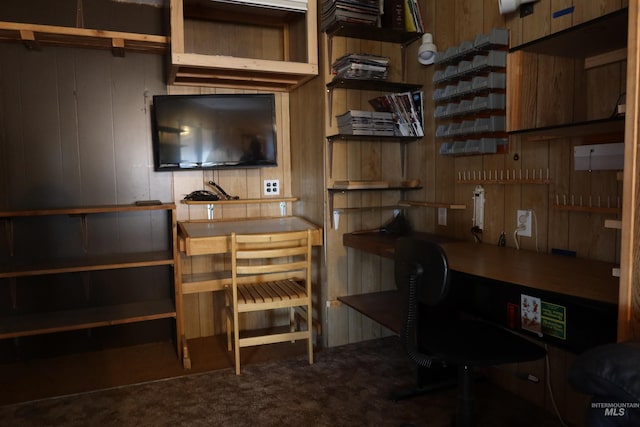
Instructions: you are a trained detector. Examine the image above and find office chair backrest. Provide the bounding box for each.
[395,237,450,306]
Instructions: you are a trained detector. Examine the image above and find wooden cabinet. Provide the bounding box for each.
[507,8,628,136]
[168,0,318,91]
[0,203,181,359]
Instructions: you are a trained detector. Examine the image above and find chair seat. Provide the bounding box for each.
[230,279,308,312]
[420,319,546,367]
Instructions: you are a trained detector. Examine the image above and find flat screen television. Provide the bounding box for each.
[151,93,278,171]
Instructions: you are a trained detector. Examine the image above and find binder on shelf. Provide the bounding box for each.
[382,0,405,30]
[403,0,423,33]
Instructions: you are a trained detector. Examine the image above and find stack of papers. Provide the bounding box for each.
[331,53,390,80]
[321,0,380,29]
[336,110,395,136]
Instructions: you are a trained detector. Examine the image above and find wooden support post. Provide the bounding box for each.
[111,38,126,57]
[19,30,40,50]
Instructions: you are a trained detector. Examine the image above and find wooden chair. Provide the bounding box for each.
[225,229,314,375]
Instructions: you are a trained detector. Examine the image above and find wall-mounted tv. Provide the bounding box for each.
[151,93,278,171]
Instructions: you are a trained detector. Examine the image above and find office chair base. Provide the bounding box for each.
[390,364,457,402]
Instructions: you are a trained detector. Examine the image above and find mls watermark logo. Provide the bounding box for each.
[592,402,640,417]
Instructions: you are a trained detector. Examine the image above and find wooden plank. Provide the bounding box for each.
[0,299,176,339]
[618,0,640,342]
[0,251,174,278]
[585,47,628,69]
[0,21,168,53]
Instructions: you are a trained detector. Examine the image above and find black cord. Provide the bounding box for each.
[498,231,506,247]
[471,226,483,243]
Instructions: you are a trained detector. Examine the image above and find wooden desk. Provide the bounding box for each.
[178,216,322,368]
[179,216,322,256]
[340,232,619,353]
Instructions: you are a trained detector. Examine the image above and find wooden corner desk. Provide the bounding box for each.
[340,231,619,353]
[177,216,323,368]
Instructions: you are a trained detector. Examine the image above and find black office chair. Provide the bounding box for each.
[395,237,547,427]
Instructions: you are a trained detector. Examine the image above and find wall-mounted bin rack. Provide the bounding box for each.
[433,28,508,157]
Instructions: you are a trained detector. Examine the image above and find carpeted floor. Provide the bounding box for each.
[0,336,565,426]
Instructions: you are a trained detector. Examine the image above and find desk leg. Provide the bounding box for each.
[182,334,192,370]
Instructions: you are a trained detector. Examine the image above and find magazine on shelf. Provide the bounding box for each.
[368,91,424,137]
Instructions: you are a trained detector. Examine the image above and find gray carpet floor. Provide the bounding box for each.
[0,336,565,426]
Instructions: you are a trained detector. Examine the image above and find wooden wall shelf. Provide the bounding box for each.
[169,0,318,91]
[457,179,551,185]
[181,197,297,205]
[509,117,625,141]
[0,21,168,56]
[403,201,466,209]
[0,204,181,354]
[553,204,622,215]
[510,8,628,60]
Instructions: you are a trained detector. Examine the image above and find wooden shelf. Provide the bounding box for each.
[169,0,318,91]
[552,204,622,214]
[457,179,551,185]
[327,135,418,178]
[510,8,628,60]
[0,251,174,279]
[403,201,466,209]
[323,22,421,79]
[0,21,168,56]
[509,117,625,141]
[324,21,422,45]
[0,204,182,359]
[181,197,297,205]
[328,187,422,228]
[326,79,421,92]
[0,299,176,340]
[0,202,175,218]
[605,219,623,229]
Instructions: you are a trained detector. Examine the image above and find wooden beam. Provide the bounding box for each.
[111,38,125,57]
[585,47,627,69]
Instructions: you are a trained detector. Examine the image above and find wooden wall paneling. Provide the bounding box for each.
[17,48,66,209]
[483,154,507,244]
[536,56,575,127]
[54,49,84,208]
[76,50,119,206]
[483,0,506,30]
[573,0,622,25]
[547,139,572,251]
[0,46,16,209]
[519,141,550,252]
[502,137,522,248]
[550,0,574,33]
[112,53,154,205]
[507,51,539,131]
[522,0,551,46]
[323,32,349,347]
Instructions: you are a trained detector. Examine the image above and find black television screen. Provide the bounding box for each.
[151,93,278,171]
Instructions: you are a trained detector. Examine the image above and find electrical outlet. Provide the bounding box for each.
[516,209,532,237]
[263,179,280,196]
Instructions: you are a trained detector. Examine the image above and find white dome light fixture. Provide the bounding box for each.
[499,0,537,14]
[418,33,437,65]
